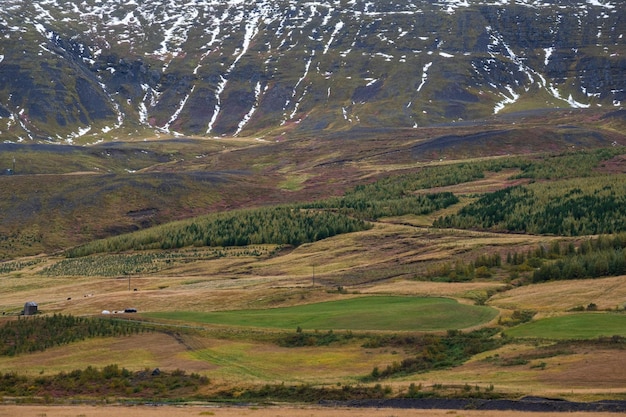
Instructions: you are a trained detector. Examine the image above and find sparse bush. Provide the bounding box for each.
[475,266,492,278]
[276,329,354,347]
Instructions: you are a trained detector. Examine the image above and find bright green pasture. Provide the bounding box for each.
[506,313,626,339]
[145,296,497,331]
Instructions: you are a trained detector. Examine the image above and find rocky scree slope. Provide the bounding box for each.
[0,0,623,142]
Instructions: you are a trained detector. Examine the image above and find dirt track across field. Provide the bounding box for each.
[1,404,626,417]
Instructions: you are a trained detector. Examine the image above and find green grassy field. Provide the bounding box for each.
[145,296,498,331]
[505,313,626,339]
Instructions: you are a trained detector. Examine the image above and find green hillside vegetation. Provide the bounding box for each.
[300,159,524,217]
[145,297,498,332]
[0,258,43,274]
[302,191,459,221]
[60,148,626,260]
[434,174,626,235]
[299,162,492,219]
[59,151,625,257]
[511,148,623,180]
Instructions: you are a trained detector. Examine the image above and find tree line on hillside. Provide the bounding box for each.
[42,247,274,277]
[434,175,626,236]
[0,258,42,273]
[0,314,147,356]
[302,192,458,220]
[67,207,371,257]
[423,233,626,285]
[303,147,624,222]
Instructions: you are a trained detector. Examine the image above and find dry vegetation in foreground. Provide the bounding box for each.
[1,405,625,417]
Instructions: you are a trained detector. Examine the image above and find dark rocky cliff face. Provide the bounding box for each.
[0,0,623,142]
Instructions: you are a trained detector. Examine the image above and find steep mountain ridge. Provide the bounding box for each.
[0,0,623,142]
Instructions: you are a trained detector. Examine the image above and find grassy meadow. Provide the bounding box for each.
[504,313,626,340]
[1,113,626,406]
[145,296,498,331]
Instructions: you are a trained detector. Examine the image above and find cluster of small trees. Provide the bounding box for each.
[44,247,274,276]
[532,235,626,282]
[233,380,391,402]
[0,314,147,356]
[351,162,488,193]
[424,233,626,284]
[165,208,369,248]
[345,147,625,226]
[425,253,502,282]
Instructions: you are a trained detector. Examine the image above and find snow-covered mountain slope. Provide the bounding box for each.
[0,0,623,142]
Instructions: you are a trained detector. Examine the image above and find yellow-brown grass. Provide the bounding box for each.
[0,333,210,377]
[489,275,626,312]
[360,279,507,299]
[0,331,402,386]
[1,405,624,417]
[407,341,626,399]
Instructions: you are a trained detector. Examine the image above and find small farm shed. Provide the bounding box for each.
[23,301,38,315]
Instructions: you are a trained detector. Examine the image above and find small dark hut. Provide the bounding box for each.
[23,301,38,315]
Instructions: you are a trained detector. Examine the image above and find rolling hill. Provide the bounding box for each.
[1,0,626,408]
